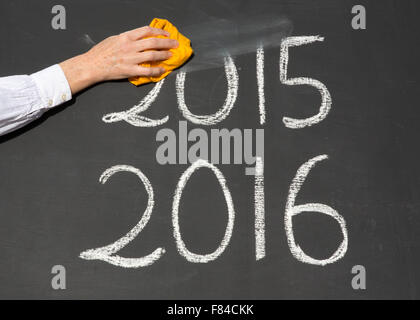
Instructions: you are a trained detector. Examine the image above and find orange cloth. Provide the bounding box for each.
[129,18,193,86]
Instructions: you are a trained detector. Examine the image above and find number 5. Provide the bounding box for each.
[280,36,332,129]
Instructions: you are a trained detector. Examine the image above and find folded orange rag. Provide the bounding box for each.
[129,18,193,86]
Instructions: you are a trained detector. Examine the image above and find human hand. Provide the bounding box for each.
[59,26,179,94]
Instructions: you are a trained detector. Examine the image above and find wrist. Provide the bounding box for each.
[59,53,97,94]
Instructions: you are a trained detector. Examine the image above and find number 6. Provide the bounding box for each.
[285,155,348,266]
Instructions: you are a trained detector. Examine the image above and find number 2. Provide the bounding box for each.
[79,165,165,268]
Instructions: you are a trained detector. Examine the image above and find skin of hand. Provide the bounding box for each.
[59,26,179,94]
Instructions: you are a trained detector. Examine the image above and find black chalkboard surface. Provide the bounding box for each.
[1,0,419,299]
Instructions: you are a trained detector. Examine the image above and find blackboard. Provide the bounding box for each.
[1,0,419,299]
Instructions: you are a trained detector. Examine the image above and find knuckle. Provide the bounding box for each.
[118,35,131,48]
[144,26,153,33]
[145,51,156,60]
[143,68,154,76]
[137,27,147,37]
[149,38,159,47]
[153,67,161,74]
[159,52,169,60]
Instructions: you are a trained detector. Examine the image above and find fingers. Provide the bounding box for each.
[135,37,179,52]
[133,66,166,78]
[137,50,172,64]
[125,26,170,40]
[117,25,177,80]
[125,50,171,78]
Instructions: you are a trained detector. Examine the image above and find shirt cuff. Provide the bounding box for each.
[30,64,72,109]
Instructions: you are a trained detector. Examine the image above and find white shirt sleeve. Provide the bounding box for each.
[0,64,72,136]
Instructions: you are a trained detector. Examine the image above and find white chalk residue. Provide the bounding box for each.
[82,34,96,46]
[256,46,266,125]
[176,55,239,125]
[285,155,348,266]
[280,36,332,129]
[254,157,265,260]
[79,165,165,268]
[102,79,168,127]
[172,159,235,263]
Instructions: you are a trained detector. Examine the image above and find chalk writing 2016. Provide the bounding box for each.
[79,155,347,268]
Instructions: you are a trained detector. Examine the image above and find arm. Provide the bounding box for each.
[0,65,70,136]
[0,26,178,136]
